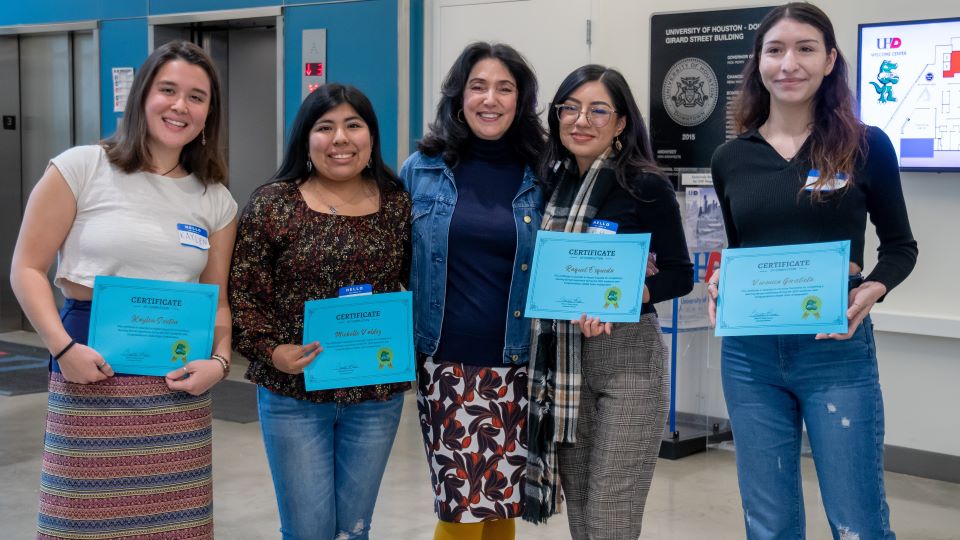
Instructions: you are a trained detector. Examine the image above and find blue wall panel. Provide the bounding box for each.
[99,18,149,138]
[283,0,399,167]
[0,1,146,25]
[409,0,423,147]
[100,1,148,19]
[148,0,275,16]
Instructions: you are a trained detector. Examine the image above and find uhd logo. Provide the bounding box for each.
[877,37,902,49]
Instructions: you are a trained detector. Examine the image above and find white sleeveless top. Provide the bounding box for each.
[51,145,238,294]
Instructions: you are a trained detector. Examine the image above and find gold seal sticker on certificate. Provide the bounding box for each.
[377,347,394,369]
[171,339,190,365]
[603,286,622,309]
[801,295,823,320]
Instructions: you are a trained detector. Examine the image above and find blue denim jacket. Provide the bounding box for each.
[399,151,543,366]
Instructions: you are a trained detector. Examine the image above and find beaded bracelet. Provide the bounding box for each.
[211,353,230,379]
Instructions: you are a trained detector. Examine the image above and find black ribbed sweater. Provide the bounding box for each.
[710,126,917,292]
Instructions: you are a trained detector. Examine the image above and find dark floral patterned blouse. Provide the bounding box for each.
[230,180,412,403]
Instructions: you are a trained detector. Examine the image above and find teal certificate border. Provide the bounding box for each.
[524,231,652,323]
[302,291,415,391]
[715,241,850,336]
[88,276,219,376]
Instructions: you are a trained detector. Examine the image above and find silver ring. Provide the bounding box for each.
[97,362,106,368]
[182,366,188,372]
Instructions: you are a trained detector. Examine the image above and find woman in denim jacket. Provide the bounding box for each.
[399,42,545,540]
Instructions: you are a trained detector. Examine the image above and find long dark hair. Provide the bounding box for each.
[103,40,227,185]
[417,42,545,168]
[542,65,668,197]
[272,83,402,193]
[734,2,865,193]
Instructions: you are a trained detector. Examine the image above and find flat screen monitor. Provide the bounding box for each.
[858,17,960,172]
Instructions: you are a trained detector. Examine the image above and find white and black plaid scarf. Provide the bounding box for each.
[524,150,617,523]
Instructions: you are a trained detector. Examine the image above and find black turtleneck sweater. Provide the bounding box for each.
[433,136,525,366]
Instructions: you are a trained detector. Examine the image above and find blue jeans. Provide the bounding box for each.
[721,316,895,540]
[257,387,404,540]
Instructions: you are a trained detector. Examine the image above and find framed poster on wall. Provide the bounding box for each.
[649,7,773,184]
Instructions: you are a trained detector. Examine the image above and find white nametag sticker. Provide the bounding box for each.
[587,219,619,235]
[177,224,210,250]
[804,169,848,192]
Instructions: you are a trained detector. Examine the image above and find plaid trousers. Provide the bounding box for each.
[557,314,670,540]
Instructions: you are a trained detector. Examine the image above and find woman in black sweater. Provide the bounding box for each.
[708,4,917,539]
[524,65,692,539]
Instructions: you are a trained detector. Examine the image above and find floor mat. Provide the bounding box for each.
[211,379,259,424]
[0,341,50,396]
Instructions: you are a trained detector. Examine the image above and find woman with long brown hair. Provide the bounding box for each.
[708,3,917,538]
[11,41,236,539]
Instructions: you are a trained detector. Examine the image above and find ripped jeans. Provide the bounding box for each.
[722,316,895,540]
[258,387,404,540]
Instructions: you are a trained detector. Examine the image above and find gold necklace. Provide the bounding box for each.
[310,179,375,215]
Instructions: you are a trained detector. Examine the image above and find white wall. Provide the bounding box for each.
[423,0,960,457]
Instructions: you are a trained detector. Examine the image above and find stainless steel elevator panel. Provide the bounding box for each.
[0,28,100,330]
[73,31,99,146]
[19,33,72,206]
[228,26,277,209]
[0,36,23,330]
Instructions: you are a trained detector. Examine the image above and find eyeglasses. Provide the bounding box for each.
[553,103,618,128]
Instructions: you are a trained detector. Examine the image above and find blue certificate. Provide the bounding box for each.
[88,276,219,376]
[302,291,415,391]
[524,231,651,323]
[715,241,850,336]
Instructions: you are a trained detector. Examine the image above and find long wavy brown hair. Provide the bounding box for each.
[102,41,227,185]
[734,2,865,197]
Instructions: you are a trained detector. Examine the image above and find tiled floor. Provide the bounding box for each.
[2,331,958,539]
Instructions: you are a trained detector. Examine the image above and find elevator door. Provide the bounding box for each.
[0,36,22,331]
[0,30,99,331]
[154,18,280,212]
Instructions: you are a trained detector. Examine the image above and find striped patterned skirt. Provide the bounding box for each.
[38,373,213,539]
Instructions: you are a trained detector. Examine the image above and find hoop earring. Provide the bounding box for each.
[306,159,313,173]
[614,136,622,152]
[457,109,465,123]
[201,130,207,146]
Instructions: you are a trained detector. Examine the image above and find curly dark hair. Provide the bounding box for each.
[734,2,865,195]
[417,42,545,168]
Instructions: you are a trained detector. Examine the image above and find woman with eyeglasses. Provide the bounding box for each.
[524,65,693,539]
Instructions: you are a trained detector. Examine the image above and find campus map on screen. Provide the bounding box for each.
[859,18,960,171]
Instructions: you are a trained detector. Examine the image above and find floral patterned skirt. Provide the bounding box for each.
[416,355,528,523]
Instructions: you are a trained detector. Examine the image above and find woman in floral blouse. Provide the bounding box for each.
[230,83,410,540]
